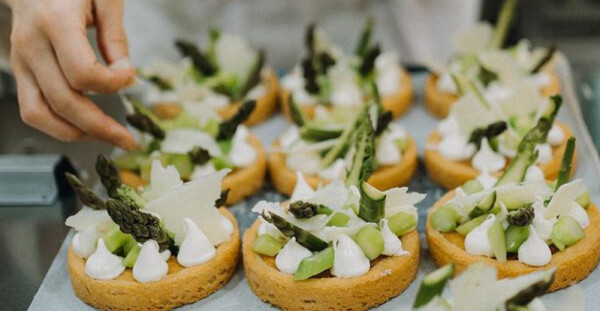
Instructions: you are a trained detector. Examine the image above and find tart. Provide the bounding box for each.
[137,30,278,126]
[279,19,412,123]
[269,101,418,197]
[243,173,423,311]
[115,97,267,205]
[65,155,240,311]
[426,135,600,291]
[424,93,575,190]
[411,264,556,311]
[424,0,560,119]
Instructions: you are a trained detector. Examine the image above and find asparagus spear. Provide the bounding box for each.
[65,173,106,210]
[531,44,556,74]
[124,94,165,139]
[316,52,336,75]
[346,114,376,187]
[289,201,319,219]
[554,137,576,191]
[174,40,217,76]
[506,205,534,226]
[359,44,381,77]
[216,100,256,140]
[237,49,266,100]
[320,107,367,167]
[505,269,555,309]
[301,56,320,94]
[468,121,508,149]
[288,94,307,127]
[215,189,230,207]
[451,73,491,108]
[354,17,374,57]
[489,0,522,50]
[304,23,316,57]
[188,146,211,165]
[147,76,173,91]
[263,211,329,251]
[106,199,170,251]
[96,154,122,198]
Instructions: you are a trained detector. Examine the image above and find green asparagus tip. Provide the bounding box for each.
[96,154,122,198]
[65,172,106,210]
[554,137,576,191]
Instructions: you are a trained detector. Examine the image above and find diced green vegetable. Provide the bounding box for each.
[326,213,350,227]
[576,190,590,208]
[413,264,454,308]
[488,219,507,263]
[358,181,386,222]
[203,119,220,137]
[317,205,333,216]
[123,238,138,255]
[165,154,194,179]
[462,179,484,195]
[431,207,460,233]
[354,226,385,260]
[387,212,417,236]
[508,115,534,137]
[113,151,147,171]
[103,225,134,253]
[212,157,235,170]
[252,234,284,257]
[456,214,488,236]
[394,138,409,152]
[122,244,141,268]
[469,191,497,219]
[294,246,334,281]
[505,225,529,253]
[551,216,584,251]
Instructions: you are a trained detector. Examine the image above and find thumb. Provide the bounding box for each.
[94,0,133,73]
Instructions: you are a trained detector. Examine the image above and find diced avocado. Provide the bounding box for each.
[165,154,194,179]
[413,264,454,308]
[468,191,497,219]
[551,216,584,251]
[576,189,590,208]
[461,179,484,195]
[387,212,417,236]
[326,213,351,227]
[430,207,459,233]
[218,139,233,155]
[358,181,386,222]
[354,226,385,260]
[456,214,488,236]
[487,219,507,263]
[103,225,134,253]
[294,246,334,281]
[505,225,529,253]
[122,244,141,268]
[252,234,284,257]
[113,151,147,171]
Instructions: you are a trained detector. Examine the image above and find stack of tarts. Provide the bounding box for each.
[425,0,560,119]
[137,29,279,126]
[114,95,266,205]
[243,159,424,310]
[427,118,600,291]
[280,18,412,122]
[269,95,418,196]
[424,88,575,190]
[65,155,239,311]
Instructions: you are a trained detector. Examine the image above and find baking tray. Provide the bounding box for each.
[28,54,600,310]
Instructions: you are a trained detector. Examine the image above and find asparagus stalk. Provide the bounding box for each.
[237,49,266,99]
[506,205,535,226]
[124,94,165,139]
[359,44,381,77]
[468,121,508,149]
[531,44,556,74]
[354,17,374,57]
[216,100,256,140]
[300,123,344,141]
[301,56,320,94]
[320,108,367,167]
[451,73,491,108]
[188,146,211,165]
[413,264,454,308]
[65,173,106,210]
[106,199,170,252]
[304,23,316,57]
[489,0,521,50]
[554,137,576,191]
[96,154,122,198]
[264,211,329,251]
[174,40,216,76]
[505,269,555,309]
[288,94,307,127]
[147,76,173,91]
[346,114,376,187]
[289,201,319,219]
[215,189,230,207]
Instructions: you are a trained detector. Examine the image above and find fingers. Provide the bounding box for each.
[13,32,136,150]
[94,0,129,64]
[39,3,134,94]
[11,51,86,142]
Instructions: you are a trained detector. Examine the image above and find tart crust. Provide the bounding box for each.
[268,135,418,196]
[68,208,240,311]
[426,191,600,291]
[424,68,561,119]
[119,133,267,205]
[423,123,577,190]
[243,218,420,311]
[280,67,412,121]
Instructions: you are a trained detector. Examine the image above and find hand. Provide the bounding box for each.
[6,0,136,149]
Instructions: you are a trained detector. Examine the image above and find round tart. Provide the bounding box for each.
[120,132,267,205]
[280,68,412,121]
[68,208,240,311]
[424,68,561,119]
[426,191,600,291]
[268,135,418,197]
[424,123,576,190]
[243,214,419,311]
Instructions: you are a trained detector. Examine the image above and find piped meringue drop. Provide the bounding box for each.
[72,227,99,258]
[177,218,216,267]
[275,237,312,274]
[518,227,551,267]
[380,219,409,256]
[85,238,125,280]
[133,240,168,283]
[331,235,370,278]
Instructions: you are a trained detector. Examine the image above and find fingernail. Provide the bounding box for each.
[109,58,134,71]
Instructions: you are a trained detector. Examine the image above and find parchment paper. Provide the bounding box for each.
[28,55,600,310]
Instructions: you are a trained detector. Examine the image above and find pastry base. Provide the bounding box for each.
[280,67,412,122]
[218,68,280,126]
[68,208,240,311]
[424,68,561,119]
[423,123,577,190]
[268,135,418,196]
[119,133,267,205]
[242,219,419,311]
[426,191,600,291]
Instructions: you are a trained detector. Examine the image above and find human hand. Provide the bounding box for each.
[5,0,136,149]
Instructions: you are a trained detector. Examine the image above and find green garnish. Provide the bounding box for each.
[530,44,556,74]
[215,189,230,207]
[237,49,266,100]
[346,113,375,187]
[216,100,256,140]
[413,264,454,308]
[288,94,307,127]
[354,17,374,57]
[174,40,217,76]
[289,200,319,219]
[188,146,211,165]
[358,181,386,223]
[468,121,507,150]
[264,211,329,251]
[506,205,534,226]
[554,137,576,191]
[489,0,521,49]
[96,154,122,198]
[65,173,106,210]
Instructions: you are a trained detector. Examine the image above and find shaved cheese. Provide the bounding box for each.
[452,22,494,54]
[544,179,587,219]
[65,207,113,233]
[160,129,222,156]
